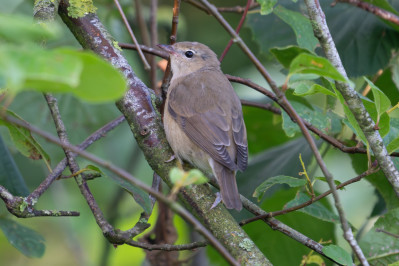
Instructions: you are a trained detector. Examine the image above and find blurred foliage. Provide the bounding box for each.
[1,0,399,265]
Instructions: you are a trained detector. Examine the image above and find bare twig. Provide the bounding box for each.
[114,0,151,70]
[240,167,377,225]
[333,0,399,26]
[219,0,252,62]
[0,185,79,217]
[150,0,159,94]
[170,0,181,44]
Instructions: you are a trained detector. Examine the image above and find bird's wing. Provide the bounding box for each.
[168,70,247,171]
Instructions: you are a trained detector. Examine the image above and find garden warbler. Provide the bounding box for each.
[158,42,248,211]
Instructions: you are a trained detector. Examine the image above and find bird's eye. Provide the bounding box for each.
[185,50,194,58]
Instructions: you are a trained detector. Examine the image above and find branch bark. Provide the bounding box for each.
[57,1,270,264]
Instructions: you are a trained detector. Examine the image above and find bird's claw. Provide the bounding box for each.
[210,192,223,209]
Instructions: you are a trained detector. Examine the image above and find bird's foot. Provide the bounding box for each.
[165,154,176,163]
[210,192,223,210]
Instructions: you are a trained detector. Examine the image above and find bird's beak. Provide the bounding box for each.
[157,44,177,55]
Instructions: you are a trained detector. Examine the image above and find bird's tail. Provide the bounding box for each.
[212,161,242,211]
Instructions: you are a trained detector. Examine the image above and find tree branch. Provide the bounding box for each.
[333,0,399,26]
[57,1,266,264]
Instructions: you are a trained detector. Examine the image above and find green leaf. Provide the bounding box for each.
[170,167,208,186]
[378,112,391,138]
[360,208,399,264]
[293,83,336,97]
[247,2,399,76]
[210,189,335,265]
[253,175,306,201]
[109,175,152,215]
[284,191,340,223]
[0,45,83,92]
[243,104,291,154]
[0,218,45,258]
[238,137,320,201]
[0,46,127,103]
[387,135,399,154]
[270,46,312,69]
[365,77,391,118]
[58,49,127,103]
[273,5,318,51]
[333,87,367,143]
[256,0,277,15]
[289,53,346,82]
[281,98,340,137]
[0,110,50,165]
[170,167,185,185]
[0,134,29,196]
[186,169,208,185]
[322,245,353,266]
[0,13,60,43]
[314,176,343,189]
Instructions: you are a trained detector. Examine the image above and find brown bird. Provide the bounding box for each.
[158,42,248,211]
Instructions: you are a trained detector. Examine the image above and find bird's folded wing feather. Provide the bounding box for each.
[168,70,248,171]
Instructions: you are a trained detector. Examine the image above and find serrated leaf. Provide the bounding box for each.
[322,245,353,266]
[256,0,277,15]
[365,77,391,118]
[109,175,152,215]
[333,87,367,143]
[0,218,45,258]
[273,5,318,51]
[0,134,29,196]
[0,110,50,166]
[284,191,340,223]
[253,175,306,201]
[290,53,346,81]
[270,46,312,69]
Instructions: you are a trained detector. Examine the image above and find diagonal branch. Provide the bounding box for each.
[334,0,399,26]
[57,1,266,264]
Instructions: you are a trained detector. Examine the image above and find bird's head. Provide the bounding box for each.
[157,42,220,78]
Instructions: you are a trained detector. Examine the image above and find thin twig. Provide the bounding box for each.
[170,0,181,44]
[114,0,151,70]
[2,114,239,266]
[0,185,79,217]
[239,167,377,226]
[150,0,159,94]
[333,0,399,26]
[219,0,252,62]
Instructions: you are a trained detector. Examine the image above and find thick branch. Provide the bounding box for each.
[57,1,266,264]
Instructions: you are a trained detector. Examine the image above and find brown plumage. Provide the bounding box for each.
[158,42,248,211]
